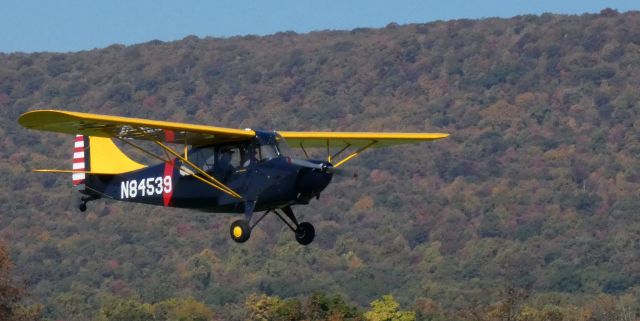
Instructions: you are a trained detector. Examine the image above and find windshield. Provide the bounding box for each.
[274,133,291,157]
[258,144,279,161]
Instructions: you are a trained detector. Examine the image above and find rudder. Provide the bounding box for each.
[72,135,88,190]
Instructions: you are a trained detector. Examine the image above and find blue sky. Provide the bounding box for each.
[1,0,638,53]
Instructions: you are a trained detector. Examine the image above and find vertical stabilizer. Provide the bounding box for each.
[86,136,146,174]
[72,135,146,192]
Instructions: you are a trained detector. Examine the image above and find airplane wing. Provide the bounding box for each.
[18,110,449,148]
[278,131,449,148]
[18,109,255,145]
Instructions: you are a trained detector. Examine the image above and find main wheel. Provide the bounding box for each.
[230,219,251,243]
[295,222,315,245]
[78,203,87,212]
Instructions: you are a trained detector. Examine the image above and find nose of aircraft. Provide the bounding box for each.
[295,161,333,202]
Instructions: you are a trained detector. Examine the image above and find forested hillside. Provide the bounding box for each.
[1,8,640,320]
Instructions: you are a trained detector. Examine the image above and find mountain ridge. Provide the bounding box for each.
[1,8,639,320]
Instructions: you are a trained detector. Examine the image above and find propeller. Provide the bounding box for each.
[289,158,332,172]
[289,158,357,178]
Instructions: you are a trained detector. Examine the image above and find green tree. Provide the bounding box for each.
[245,294,284,321]
[364,295,415,321]
[98,297,153,321]
[153,297,215,321]
[305,292,361,320]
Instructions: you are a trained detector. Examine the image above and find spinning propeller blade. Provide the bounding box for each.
[289,158,356,177]
[289,158,331,171]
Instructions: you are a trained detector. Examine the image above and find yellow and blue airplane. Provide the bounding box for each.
[18,110,448,245]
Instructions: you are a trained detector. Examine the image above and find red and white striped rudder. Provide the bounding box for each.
[72,135,87,189]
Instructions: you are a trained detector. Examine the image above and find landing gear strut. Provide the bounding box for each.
[228,205,315,245]
[277,206,315,245]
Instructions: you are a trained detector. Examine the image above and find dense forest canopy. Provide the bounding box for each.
[0,8,639,320]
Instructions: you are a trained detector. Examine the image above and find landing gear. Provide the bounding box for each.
[78,195,98,212]
[275,206,315,246]
[229,219,251,243]
[227,205,316,245]
[295,222,315,245]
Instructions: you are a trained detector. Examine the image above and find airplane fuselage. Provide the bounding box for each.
[83,132,333,214]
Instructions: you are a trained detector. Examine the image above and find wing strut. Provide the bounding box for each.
[300,142,310,159]
[154,141,243,199]
[331,143,351,162]
[108,128,243,200]
[333,141,377,168]
[114,136,170,164]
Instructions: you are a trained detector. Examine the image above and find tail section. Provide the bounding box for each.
[72,135,146,191]
[83,136,146,174]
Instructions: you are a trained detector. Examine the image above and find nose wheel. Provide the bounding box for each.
[295,222,315,245]
[228,206,315,245]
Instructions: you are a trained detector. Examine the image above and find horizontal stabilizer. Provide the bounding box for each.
[33,169,106,174]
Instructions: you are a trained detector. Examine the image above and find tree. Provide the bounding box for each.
[153,297,215,321]
[364,295,415,321]
[0,242,41,321]
[98,297,153,321]
[304,293,361,320]
[245,294,284,321]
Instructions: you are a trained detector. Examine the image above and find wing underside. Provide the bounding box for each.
[18,110,255,146]
[278,131,450,148]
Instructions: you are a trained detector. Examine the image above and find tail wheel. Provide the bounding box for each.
[230,219,251,243]
[295,222,315,245]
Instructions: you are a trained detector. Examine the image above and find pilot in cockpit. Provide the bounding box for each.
[215,148,235,181]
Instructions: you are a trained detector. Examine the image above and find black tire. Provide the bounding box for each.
[78,203,87,212]
[230,219,251,243]
[295,222,315,245]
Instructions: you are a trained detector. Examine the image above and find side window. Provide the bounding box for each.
[197,148,216,168]
[182,146,215,175]
[184,143,255,177]
[241,145,257,167]
[229,147,241,168]
[217,146,241,169]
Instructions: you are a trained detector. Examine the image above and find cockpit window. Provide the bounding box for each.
[258,144,279,161]
[219,146,242,168]
[183,134,289,176]
[275,133,291,157]
[182,144,248,179]
[188,146,216,171]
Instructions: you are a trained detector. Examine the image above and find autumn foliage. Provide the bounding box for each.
[0,8,639,320]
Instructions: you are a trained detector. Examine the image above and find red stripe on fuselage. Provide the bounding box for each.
[163,159,175,206]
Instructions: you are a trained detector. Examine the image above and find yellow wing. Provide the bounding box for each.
[278,131,449,148]
[278,131,448,168]
[18,110,449,148]
[18,109,255,145]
